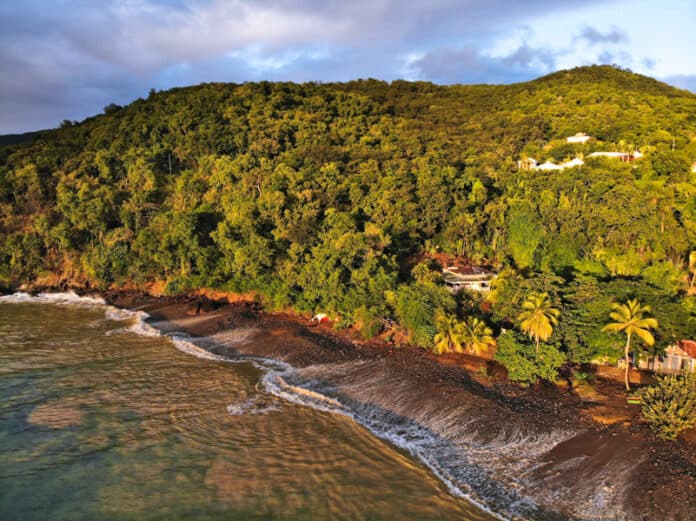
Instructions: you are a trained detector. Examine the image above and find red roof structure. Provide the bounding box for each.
[678,340,696,359]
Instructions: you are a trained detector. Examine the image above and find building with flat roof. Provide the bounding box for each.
[567,132,591,144]
[442,267,496,293]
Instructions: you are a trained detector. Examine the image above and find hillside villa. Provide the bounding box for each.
[442,266,496,293]
[567,132,592,144]
[587,150,643,162]
[518,149,643,172]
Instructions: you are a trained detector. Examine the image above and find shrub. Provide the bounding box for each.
[573,371,596,385]
[164,277,190,296]
[386,281,455,347]
[353,305,381,340]
[638,373,696,440]
[494,330,564,385]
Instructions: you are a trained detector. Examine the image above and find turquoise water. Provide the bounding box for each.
[0,299,493,521]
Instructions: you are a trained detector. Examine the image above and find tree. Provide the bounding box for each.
[103,103,122,115]
[518,292,560,356]
[602,298,658,391]
[433,312,462,355]
[459,317,496,356]
[494,330,564,385]
[689,251,696,288]
[506,204,545,270]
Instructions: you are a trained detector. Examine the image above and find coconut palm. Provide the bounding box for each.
[602,298,658,391]
[433,312,462,355]
[459,317,496,356]
[518,292,560,356]
[689,250,696,288]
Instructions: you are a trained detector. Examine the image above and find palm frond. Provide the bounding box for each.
[632,327,655,346]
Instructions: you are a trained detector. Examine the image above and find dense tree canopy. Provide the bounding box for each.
[2,65,696,367]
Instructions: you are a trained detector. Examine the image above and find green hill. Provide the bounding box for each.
[0,130,44,148]
[2,65,696,364]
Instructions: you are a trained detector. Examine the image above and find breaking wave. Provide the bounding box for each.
[0,291,105,306]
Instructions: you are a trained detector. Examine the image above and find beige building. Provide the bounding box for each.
[637,341,696,374]
[517,157,538,170]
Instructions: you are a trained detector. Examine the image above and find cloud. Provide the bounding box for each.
[574,25,629,46]
[0,0,689,133]
[408,42,560,85]
[661,74,696,93]
[597,49,633,67]
[642,58,656,70]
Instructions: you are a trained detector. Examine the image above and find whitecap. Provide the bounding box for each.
[226,398,281,416]
[0,291,105,306]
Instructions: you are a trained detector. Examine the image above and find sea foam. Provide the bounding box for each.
[0,291,105,306]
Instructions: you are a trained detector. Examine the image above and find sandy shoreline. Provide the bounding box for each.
[7,286,696,520]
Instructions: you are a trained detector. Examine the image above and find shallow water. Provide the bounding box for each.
[0,299,494,521]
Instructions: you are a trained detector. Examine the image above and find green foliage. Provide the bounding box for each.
[558,275,618,364]
[641,262,683,294]
[603,298,658,391]
[517,292,560,353]
[639,373,696,440]
[163,277,191,296]
[388,281,455,347]
[506,203,544,270]
[433,311,463,355]
[1,65,696,368]
[353,305,381,340]
[494,330,565,385]
[432,313,495,356]
[459,316,496,356]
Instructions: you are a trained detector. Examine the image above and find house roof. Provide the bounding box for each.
[443,268,495,283]
[588,151,628,157]
[537,161,563,170]
[678,340,696,359]
[562,158,584,168]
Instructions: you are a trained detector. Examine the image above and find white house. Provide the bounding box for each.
[536,161,564,171]
[567,132,591,144]
[587,151,642,163]
[533,158,585,171]
[561,157,585,169]
[637,341,696,374]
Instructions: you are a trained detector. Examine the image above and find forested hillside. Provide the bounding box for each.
[2,65,696,373]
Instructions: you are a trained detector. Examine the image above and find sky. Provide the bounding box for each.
[1,0,694,134]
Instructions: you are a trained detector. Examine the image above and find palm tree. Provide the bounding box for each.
[459,317,496,356]
[518,292,560,356]
[689,250,696,288]
[433,312,462,355]
[602,298,658,391]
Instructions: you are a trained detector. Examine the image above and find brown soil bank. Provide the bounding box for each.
[21,286,696,520]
